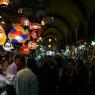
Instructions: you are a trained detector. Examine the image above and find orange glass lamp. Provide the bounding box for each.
[19,46,30,55]
[0,0,9,5]
[28,41,38,49]
[0,25,6,45]
[0,32,6,45]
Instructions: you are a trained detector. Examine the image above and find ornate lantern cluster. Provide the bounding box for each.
[0,0,46,55]
[0,0,9,6]
[0,15,43,55]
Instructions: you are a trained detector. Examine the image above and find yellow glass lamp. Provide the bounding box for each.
[0,0,9,5]
[0,25,6,45]
[0,32,6,45]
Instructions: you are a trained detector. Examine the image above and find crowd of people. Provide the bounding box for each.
[0,53,95,95]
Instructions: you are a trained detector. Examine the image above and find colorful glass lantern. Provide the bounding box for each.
[31,30,37,39]
[0,32,6,45]
[37,37,43,42]
[19,46,30,55]
[29,23,42,36]
[0,0,9,5]
[3,41,14,51]
[28,41,38,49]
[0,25,6,45]
[18,17,30,27]
[22,18,30,27]
[8,24,30,44]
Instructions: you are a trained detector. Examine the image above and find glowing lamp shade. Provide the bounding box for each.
[29,23,42,36]
[28,41,38,49]
[3,41,14,51]
[8,25,30,44]
[0,32,6,45]
[18,17,30,27]
[37,37,42,42]
[31,31,37,39]
[19,46,30,55]
[0,0,9,5]
[22,18,30,27]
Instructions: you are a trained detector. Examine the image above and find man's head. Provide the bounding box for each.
[14,55,26,70]
[27,57,36,69]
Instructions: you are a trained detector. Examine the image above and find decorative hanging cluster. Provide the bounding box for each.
[0,0,9,6]
[0,16,43,54]
[8,24,30,44]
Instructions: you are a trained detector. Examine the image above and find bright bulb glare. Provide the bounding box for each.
[48,45,51,48]
[91,41,95,46]
[49,39,51,42]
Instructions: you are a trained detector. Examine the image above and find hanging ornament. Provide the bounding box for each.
[23,18,30,27]
[19,17,30,27]
[0,32,6,45]
[8,24,30,44]
[36,37,43,42]
[0,0,9,6]
[0,25,6,45]
[17,8,25,14]
[28,41,38,49]
[2,41,14,51]
[29,23,42,36]
[19,45,30,55]
[41,17,46,26]
[41,16,54,26]
[31,30,37,39]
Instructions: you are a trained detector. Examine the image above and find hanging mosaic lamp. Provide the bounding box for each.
[28,41,38,49]
[8,24,30,44]
[0,25,6,45]
[0,0,9,6]
[19,45,30,55]
[0,32,6,45]
[29,23,42,36]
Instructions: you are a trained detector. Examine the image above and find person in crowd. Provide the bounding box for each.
[5,55,25,95]
[0,68,7,95]
[77,59,88,95]
[39,56,58,95]
[27,57,40,77]
[91,58,95,95]
[15,57,39,95]
[59,62,79,95]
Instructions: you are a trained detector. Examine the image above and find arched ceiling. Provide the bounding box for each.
[42,0,95,50]
[80,0,95,15]
[48,0,84,27]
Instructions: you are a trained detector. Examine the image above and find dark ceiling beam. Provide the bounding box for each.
[70,0,87,20]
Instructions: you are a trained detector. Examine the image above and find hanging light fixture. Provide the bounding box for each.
[41,16,54,26]
[8,24,30,44]
[19,45,30,56]
[18,8,24,14]
[0,0,10,6]
[0,25,6,45]
[3,41,14,51]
